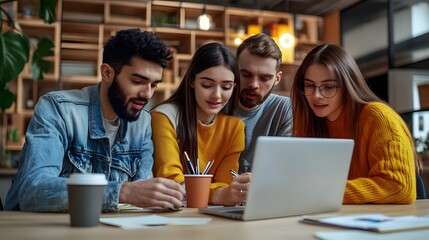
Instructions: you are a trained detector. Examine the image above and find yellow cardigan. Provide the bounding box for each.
[327,102,416,204]
[151,105,245,203]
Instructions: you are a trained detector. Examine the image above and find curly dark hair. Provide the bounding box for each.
[103,28,173,74]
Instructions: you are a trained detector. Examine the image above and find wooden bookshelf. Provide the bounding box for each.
[1,0,323,154]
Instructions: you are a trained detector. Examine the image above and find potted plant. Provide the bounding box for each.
[0,0,57,112]
[0,0,56,167]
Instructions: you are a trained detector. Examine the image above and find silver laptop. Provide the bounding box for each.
[199,136,354,221]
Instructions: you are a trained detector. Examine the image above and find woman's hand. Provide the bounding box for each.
[212,172,252,206]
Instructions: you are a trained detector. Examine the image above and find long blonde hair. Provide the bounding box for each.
[290,43,422,173]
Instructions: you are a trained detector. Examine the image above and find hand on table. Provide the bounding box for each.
[119,177,185,209]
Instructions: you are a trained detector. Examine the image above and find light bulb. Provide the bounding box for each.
[198,14,212,31]
[279,33,295,49]
[234,37,242,45]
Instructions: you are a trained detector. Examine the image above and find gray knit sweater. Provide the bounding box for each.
[234,94,293,173]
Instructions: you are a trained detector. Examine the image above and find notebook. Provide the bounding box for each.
[199,136,354,221]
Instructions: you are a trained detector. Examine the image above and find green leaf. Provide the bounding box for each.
[39,0,57,24]
[32,37,54,81]
[0,79,6,90]
[0,1,16,34]
[0,31,30,83]
[0,0,57,111]
[0,87,15,112]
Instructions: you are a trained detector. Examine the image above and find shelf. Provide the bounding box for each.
[195,31,226,50]
[154,29,193,54]
[151,27,195,35]
[16,19,59,27]
[296,39,322,46]
[62,0,104,23]
[226,8,260,36]
[151,1,181,28]
[106,1,149,26]
[151,0,181,8]
[261,11,293,28]
[103,24,143,42]
[194,30,225,37]
[0,168,18,175]
[175,54,193,60]
[295,14,323,43]
[20,74,58,81]
[5,142,24,151]
[61,48,99,62]
[181,3,225,31]
[17,20,60,79]
[4,0,325,161]
[61,35,98,44]
[61,43,99,50]
[61,22,101,45]
[61,76,100,84]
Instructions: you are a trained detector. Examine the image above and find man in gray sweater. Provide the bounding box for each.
[234,33,293,174]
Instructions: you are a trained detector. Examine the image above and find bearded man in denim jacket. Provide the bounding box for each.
[5,29,185,212]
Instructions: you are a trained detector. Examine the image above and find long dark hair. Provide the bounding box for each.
[291,43,422,173]
[156,42,240,172]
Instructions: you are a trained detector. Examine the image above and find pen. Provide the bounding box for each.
[184,151,195,174]
[230,169,239,177]
[230,169,246,206]
[202,160,214,174]
[196,158,200,174]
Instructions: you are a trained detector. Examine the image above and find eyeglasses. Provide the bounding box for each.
[300,82,339,98]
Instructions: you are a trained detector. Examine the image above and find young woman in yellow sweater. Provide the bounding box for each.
[151,42,248,206]
[291,43,421,204]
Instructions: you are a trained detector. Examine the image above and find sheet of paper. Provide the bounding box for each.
[117,204,154,212]
[118,204,182,213]
[100,214,211,229]
[302,214,429,232]
[315,229,429,240]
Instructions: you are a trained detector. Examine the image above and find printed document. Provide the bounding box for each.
[301,213,429,233]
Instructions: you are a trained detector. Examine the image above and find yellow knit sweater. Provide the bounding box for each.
[151,107,245,203]
[327,102,416,204]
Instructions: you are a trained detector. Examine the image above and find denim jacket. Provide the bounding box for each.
[5,84,154,212]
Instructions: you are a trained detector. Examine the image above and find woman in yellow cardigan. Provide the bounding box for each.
[291,43,421,204]
[151,42,247,206]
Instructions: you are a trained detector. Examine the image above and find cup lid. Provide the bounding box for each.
[67,173,108,185]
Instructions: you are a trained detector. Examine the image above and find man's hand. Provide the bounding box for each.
[119,178,185,209]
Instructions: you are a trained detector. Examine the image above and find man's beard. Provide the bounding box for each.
[239,85,273,109]
[107,76,147,122]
